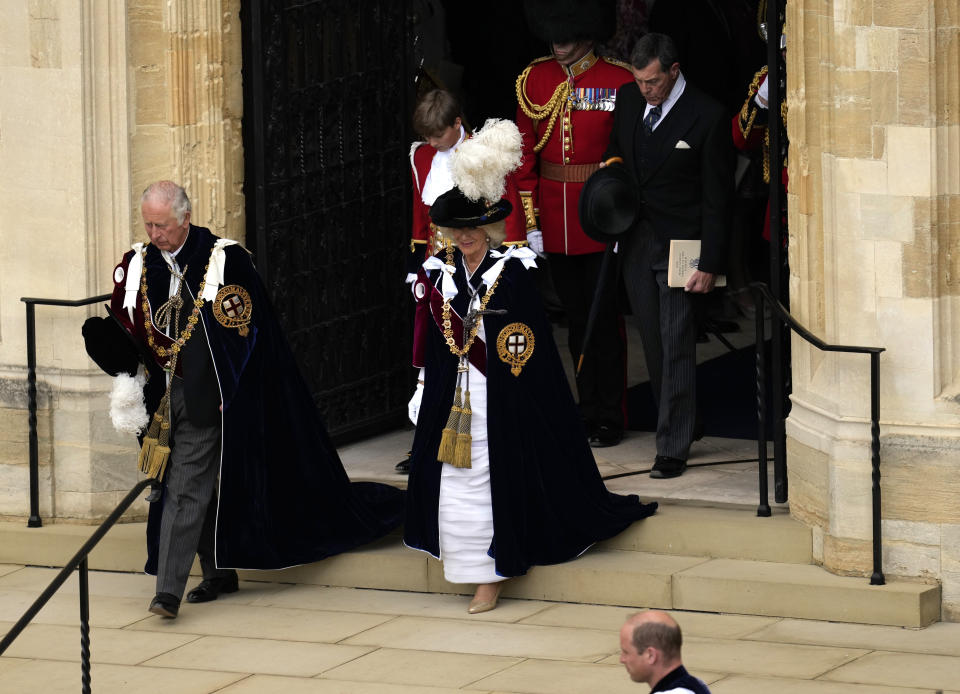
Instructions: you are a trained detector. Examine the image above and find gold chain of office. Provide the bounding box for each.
[515,67,571,153]
[139,245,211,361]
[440,247,500,358]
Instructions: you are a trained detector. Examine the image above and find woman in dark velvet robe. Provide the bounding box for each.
[404,185,658,614]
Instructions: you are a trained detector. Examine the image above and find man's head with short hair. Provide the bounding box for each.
[140,181,192,252]
[619,610,683,686]
[629,33,681,107]
[413,89,463,150]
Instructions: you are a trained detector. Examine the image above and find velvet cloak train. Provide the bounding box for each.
[86,225,403,573]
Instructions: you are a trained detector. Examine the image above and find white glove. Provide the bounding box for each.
[755,75,769,109]
[527,229,545,257]
[408,382,424,425]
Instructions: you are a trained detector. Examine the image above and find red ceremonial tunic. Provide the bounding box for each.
[515,52,633,255]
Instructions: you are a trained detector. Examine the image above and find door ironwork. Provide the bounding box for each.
[242,0,415,440]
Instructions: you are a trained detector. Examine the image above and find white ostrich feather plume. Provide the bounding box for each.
[450,118,523,203]
[109,368,149,435]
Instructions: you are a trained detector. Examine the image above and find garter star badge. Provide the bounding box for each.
[497,322,535,377]
[213,285,253,336]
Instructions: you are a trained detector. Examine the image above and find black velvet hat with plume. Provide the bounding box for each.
[429,118,522,229]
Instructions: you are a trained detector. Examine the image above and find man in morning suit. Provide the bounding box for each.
[604,33,733,479]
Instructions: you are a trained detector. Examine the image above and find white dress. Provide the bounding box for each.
[436,267,506,585]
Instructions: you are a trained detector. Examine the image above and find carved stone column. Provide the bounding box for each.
[129,0,244,240]
[787,0,960,618]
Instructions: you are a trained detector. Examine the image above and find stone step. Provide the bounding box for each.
[0,509,939,628]
[599,503,812,564]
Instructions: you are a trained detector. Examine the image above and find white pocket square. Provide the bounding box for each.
[675,140,691,149]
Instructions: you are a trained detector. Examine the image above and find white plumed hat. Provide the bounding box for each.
[449,118,523,203]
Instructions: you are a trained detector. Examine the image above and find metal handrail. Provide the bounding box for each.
[0,478,159,692]
[751,282,885,585]
[20,294,111,527]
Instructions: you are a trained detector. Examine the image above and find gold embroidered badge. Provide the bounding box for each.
[497,322,535,376]
[213,285,253,336]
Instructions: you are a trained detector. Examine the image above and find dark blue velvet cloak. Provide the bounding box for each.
[98,226,403,572]
[404,249,657,578]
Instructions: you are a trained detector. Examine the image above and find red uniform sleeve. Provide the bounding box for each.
[514,101,540,231]
[503,173,528,244]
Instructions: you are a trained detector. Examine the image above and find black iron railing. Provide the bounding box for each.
[0,478,158,692]
[20,294,111,527]
[751,282,885,585]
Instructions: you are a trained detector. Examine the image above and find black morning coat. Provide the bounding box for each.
[404,248,657,577]
[84,225,403,573]
[604,77,733,274]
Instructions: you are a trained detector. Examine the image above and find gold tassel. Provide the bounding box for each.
[437,385,462,463]
[145,443,171,480]
[138,394,171,481]
[138,435,157,472]
[137,409,164,475]
[451,390,472,468]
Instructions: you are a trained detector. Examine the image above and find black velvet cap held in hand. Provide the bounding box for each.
[82,315,141,377]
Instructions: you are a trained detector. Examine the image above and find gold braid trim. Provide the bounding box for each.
[735,67,770,182]
[736,67,768,139]
[602,56,632,71]
[516,65,571,153]
[518,191,538,230]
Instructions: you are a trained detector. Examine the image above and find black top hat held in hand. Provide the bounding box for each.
[578,159,641,243]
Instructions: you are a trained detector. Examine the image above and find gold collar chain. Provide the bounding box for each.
[440,248,500,358]
[140,246,211,362]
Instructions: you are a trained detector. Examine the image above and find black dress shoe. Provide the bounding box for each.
[148,592,180,618]
[589,424,623,448]
[650,455,687,479]
[186,572,239,603]
[395,456,411,474]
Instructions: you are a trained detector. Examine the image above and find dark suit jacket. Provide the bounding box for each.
[604,78,733,273]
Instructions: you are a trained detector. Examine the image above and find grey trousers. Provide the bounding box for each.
[621,228,698,460]
[155,377,229,598]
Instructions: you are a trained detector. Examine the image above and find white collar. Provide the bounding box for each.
[645,71,686,124]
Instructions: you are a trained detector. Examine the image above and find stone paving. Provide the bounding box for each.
[3,315,947,691]
[2,564,959,693]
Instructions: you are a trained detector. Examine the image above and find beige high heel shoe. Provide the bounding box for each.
[467,582,504,614]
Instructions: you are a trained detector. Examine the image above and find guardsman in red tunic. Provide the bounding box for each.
[407,89,527,284]
[515,0,630,447]
[732,64,788,244]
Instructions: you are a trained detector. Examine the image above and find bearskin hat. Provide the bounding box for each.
[524,0,617,45]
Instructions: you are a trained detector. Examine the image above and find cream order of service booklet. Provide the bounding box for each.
[667,239,727,288]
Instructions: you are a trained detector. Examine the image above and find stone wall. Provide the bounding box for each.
[786,0,960,619]
[0,0,243,522]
